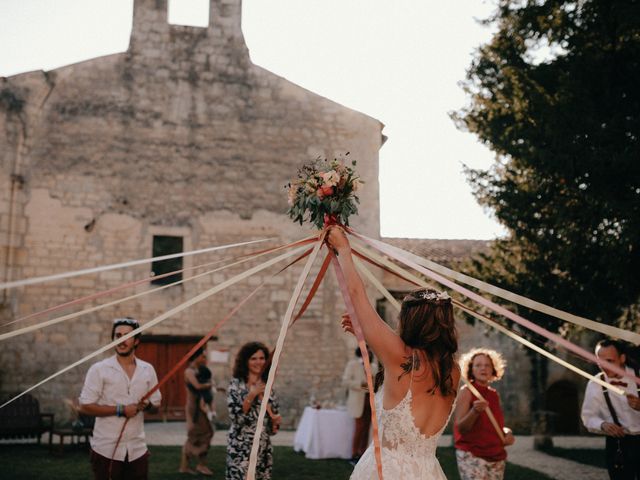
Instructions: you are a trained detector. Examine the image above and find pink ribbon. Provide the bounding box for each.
[331,253,384,480]
[350,230,640,387]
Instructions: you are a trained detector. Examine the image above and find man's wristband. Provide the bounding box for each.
[116,404,124,417]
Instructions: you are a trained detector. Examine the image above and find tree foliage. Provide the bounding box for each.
[455,0,640,327]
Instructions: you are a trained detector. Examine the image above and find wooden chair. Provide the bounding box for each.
[0,393,54,444]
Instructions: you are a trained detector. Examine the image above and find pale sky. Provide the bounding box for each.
[0,0,505,240]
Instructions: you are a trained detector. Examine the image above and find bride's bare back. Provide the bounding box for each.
[383,349,461,437]
[328,227,460,478]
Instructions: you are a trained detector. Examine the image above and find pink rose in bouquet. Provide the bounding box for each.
[317,185,334,199]
[321,170,340,188]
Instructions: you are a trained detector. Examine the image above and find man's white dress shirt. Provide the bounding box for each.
[581,366,640,435]
[79,355,162,461]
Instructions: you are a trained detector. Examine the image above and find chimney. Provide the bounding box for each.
[210,0,243,38]
[131,0,244,40]
[131,0,169,41]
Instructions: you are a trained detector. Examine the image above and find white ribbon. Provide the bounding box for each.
[355,233,640,345]
[0,238,273,290]
[351,242,626,396]
[246,237,325,480]
[0,245,308,409]
[0,248,280,342]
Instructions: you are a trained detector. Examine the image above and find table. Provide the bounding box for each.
[293,407,354,459]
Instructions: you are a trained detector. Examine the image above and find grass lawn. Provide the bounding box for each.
[538,446,606,469]
[0,444,554,479]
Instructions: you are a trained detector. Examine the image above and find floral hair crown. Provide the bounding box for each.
[417,290,450,302]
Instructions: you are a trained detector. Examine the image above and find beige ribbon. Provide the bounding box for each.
[0,238,273,290]
[247,235,326,480]
[455,302,626,396]
[0,245,309,409]
[462,378,506,444]
[350,242,626,397]
[355,234,640,345]
[0,241,308,342]
[355,257,507,442]
[332,253,384,480]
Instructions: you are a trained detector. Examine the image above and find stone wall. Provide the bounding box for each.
[0,0,383,427]
[0,0,578,435]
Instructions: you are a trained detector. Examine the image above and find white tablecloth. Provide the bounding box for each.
[293,407,355,459]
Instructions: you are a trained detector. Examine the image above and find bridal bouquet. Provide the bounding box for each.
[286,155,362,229]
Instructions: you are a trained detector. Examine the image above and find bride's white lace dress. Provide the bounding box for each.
[350,385,454,479]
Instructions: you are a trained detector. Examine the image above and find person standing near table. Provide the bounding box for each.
[581,339,640,480]
[79,317,161,480]
[342,346,377,464]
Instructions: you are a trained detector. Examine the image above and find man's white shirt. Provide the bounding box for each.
[79,355,162,461]
[581,366,640,435]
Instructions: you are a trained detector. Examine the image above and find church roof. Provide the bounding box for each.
[381,237,491,268]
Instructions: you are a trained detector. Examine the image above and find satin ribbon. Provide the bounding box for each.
[349,241,626,396]
[0,238,318,342]
[3,236,318,329]
[462,379,506,444]
[106,244,316,476]
[2,257,229,328]
[0,238,273,290]
[353,232,640,345]
[354,256,506,442]
[331,253,384,480]
[291,252,332,325]
[247,235,326,480]
[455,302,627,396]
[350,232,640,387]
[0,244,309,409]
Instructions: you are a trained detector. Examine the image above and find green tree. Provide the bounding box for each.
[455,0,640,325]
[454,0,640,428]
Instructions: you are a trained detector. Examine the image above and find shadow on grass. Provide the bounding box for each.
[0,444,553,479]
[537,446,606,469]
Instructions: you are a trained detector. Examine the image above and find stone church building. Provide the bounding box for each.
[1,0,586,433]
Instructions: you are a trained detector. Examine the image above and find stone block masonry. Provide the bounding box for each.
[0,0,383,426]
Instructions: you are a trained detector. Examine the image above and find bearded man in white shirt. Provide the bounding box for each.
[580,339,640,480]
[79,317,162,480]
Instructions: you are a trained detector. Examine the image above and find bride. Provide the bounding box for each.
[327,227,460,479]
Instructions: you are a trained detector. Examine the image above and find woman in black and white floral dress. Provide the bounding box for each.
[225,342,281,480]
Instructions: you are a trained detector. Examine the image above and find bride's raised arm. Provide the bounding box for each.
[327,226,406,367]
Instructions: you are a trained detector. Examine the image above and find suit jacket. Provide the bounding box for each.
[342,357,378,418]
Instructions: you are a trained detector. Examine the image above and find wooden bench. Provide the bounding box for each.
[0,393,54,444]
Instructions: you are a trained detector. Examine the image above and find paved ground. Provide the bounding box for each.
[505,435,606,480]
[145,422,608,479]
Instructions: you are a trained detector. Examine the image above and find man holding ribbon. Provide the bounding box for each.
[79,317,161,480]
[581,339,640,480]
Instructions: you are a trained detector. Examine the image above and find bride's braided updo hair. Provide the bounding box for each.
[399,288,458,396]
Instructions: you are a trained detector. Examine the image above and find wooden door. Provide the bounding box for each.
[136,336,201,421]
[545,380,580,434]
